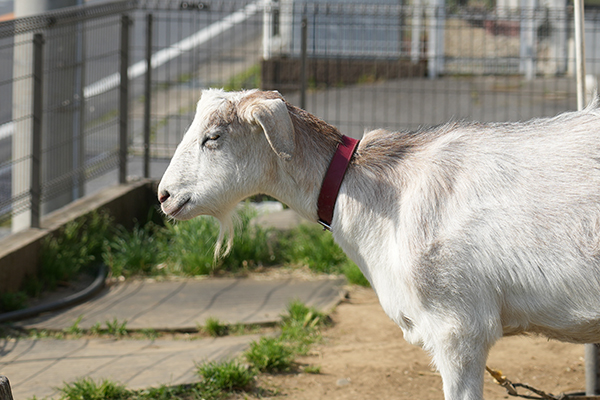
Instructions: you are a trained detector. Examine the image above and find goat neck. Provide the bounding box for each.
[265,103,348,223]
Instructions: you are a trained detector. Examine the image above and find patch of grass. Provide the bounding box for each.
[64,316,84,336]
[141,328,158,340]
[39,211,113,293]
[283,223,348,274]
[279,300,327,355]
[57,379,224,400]
[136,383,222,400]
[103,222,164,278]
[342,261,370,287]
[203,317,228,338]
[0,291,27,312]
[244,300,325,373]
[224,205,281,270]
[161,216,220,276]
[283,299,328,328]
[105,318,128,337]
[245,336,295,373]
[303,365,321,374]
[27,329,64,340]
[157,205,280,276]
[90,322,102,336]
[197,360,255,392]
[283,223,370,286]
[57,377,129,400]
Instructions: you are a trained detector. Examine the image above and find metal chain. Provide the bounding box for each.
[486,366,600,400]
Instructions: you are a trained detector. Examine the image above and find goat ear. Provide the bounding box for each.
[246,98,295,160]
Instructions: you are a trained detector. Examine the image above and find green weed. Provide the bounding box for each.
[39,211,112,292]
[57,377,129,400]
[224,205,280,270]
[279,300,326,355]
[141,328,158,340]
[136,383,221,400]
[197,360,255,392]
[103,222,164,278]
[283,223,348,274]
[303,365,321,374]
[245,336,295,373]
[203,317,228,338]
[90,322,102,335]
[162,216,220,275]
[105,318,128,337]
[283,223,370,285]
[64,316,84,336]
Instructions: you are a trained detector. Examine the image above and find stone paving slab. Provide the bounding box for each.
[0,334,261,399]
[0,277,346,399]
[15,277,346,331]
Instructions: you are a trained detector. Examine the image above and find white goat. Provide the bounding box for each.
[158,88,600,400]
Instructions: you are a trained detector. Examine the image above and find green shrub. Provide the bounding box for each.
[197,360,255,392]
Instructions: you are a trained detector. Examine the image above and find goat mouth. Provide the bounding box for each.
[165,197,191,218]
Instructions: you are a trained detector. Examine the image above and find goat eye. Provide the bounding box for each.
[202,134,221,148]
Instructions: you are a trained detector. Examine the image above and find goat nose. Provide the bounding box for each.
[158,190,170,204]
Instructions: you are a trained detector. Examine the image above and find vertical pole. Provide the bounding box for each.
[427,1,445,79]
[119,14,130,185]
[587,344,600,395]
[574,0,599,394]
[300,16,307,110]
[411,5,423,63]
[575,0,587,111]
[30,33,44,229]
[143,13,153,179]
[73,6,86,199]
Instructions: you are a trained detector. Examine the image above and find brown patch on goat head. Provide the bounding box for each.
[205,98,236,128]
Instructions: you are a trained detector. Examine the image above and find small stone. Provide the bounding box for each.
[336,378,351,386]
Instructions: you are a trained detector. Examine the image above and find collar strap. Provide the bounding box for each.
[317,135,360,231]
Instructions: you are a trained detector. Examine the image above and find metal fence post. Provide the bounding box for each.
[143,13,153,179]
[300,15,307,110]
[30,33,44,229]
[586,344,600,394]
[119,14,130,185]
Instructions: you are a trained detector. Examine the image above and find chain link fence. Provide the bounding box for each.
[0,0,597,238]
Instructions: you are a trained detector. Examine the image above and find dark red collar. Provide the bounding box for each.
[317,135,360,231]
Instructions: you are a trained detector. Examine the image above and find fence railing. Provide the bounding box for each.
[1,0,598,238]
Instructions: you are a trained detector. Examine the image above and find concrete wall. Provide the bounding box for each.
[0,180,159,293]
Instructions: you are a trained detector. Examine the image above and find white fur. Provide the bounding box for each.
[158,89,600,400]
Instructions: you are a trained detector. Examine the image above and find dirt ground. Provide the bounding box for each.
[254,286,586,400]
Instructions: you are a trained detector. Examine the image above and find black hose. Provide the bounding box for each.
[0,264,108,324]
